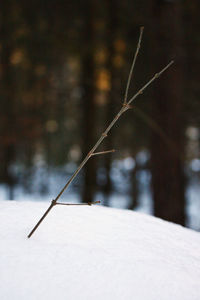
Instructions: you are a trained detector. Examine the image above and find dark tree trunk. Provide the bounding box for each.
[150,0,185,225]
[81,0,97,203]
[0,2,16,199]
[129,159,139,210]
[102,0,118,203]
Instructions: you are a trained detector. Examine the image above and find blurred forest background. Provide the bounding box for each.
[1,0,200,230]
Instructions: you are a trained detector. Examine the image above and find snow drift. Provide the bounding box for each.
[0,201,200,300]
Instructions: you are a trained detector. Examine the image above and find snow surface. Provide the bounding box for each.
[0,201,200,300]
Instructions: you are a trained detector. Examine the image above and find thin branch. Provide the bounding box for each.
[127,60,174,106]
[27,200,56,238]
[56,201,100,206]
[27,29,174,238]
[91,149,115,156]
[123,26,144,104]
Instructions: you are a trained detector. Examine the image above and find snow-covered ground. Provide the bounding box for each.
[0,201,200,300]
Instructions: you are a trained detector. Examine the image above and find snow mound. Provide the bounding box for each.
[0,201,200,300]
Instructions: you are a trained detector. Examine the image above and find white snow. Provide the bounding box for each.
[0,200,200,300]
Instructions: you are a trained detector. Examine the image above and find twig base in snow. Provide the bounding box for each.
[27,200,100,238]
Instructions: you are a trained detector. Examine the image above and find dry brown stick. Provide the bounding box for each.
[127,60,174,106]
[123,26,144,104]
[91,149,115,156]
[27,200,56,238]
[56,201,100,206]
[27,60,173,238]
[27,40,174,238]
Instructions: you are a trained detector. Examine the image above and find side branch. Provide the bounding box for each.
[92,149,115,156]
[123,26,144,104]
[56,201,100,206]
[128,60,174,105]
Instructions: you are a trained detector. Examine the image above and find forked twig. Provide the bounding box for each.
[27,28,174,238]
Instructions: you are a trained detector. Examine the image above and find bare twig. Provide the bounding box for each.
[127,60,174,106]
[123,26,144,104]
[91,149,115,156]
[27,28,174,239]
[56,201,100,206]
[27,200,57,238]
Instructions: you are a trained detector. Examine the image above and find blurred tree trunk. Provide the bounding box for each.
[102,0,118,204]
[129,159,139,210]
[81,0,97,203]
[0,2,16,199]
[150,0,185,225]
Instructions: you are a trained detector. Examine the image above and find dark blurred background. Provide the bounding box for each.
[1,0,200,230]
